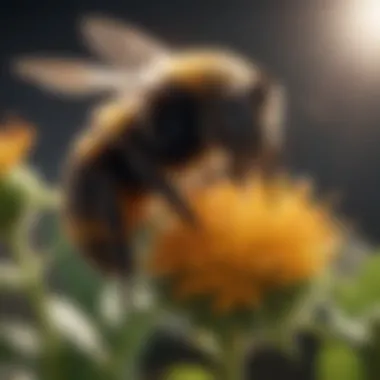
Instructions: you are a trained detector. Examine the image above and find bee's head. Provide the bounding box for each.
[167,49,286,183]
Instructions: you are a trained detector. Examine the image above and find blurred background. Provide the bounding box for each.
[1,0,380,378]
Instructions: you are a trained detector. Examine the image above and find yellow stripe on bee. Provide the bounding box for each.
[167,49,258,91]
[74,96,143,161]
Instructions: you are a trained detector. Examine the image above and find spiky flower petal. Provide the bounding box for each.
[148,174,341,315]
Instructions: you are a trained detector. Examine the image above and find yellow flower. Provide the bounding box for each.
[0,115,35,176]
[148,173,341,315]
[0,115,36,235]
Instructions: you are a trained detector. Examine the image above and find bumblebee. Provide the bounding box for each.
[13,15,285,275]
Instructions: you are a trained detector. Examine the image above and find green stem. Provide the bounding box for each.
[10,211,61,380]
[218,330,247,380]
[104,307,157,380]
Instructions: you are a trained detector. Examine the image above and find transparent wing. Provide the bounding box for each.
[12,57,139,97]
[80,14,170,68]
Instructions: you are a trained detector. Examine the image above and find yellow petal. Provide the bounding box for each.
[0,116,35,176]
[149,173,341,315]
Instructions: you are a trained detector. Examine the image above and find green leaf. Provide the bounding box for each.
[46,295,109,364]
[316,340,365,380]
[107,308,157,379]
[0,321,41,358]
[358,310,380,378]
[98,281,126,328]
[190,330,220,358]
[164,364,215,380]
[11,166,59,211]
[0,365,37,380]
[0,165,58,240]
[52,341,107,380]
[335,255,380,316]
[0,172,29,236]
[52,239,103,316]
[0,262,25,291]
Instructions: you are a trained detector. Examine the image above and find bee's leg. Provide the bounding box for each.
[260,145,282,180]
[127,147,198,227]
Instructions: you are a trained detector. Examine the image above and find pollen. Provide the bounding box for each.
[148,173,342,315]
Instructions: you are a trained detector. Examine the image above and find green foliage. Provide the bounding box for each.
[164,364,215,380]
[52,240,104,316]
[155,278,314,338]
[0,229,157,380]
[335,255,380,316]
[0,165,58,239]
[316,340,364,380]
[0,171,29,235]
[357,313,380,379]
[5,161,380,380]
[316,251,380,380]
[0,164,157,380]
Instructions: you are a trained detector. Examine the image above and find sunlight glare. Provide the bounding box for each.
[348,0,380,46]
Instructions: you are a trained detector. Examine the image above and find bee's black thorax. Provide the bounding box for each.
[143,82,205,166]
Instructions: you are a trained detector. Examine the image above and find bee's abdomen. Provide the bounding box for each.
[61,154,148,275]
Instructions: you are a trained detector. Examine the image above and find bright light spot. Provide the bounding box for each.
[333,0,380,74]
[347,0,380,48]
